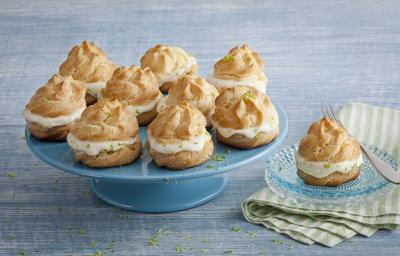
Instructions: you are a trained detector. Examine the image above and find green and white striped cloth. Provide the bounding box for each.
[242,102,400,247]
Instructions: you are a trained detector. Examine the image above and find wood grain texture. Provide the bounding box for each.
[1,0,400,255]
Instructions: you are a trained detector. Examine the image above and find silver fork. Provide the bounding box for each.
[322,105,400,184]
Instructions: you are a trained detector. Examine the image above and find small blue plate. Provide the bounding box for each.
[265,144,397,205]
[26,102,288,212]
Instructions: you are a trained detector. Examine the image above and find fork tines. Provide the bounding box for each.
[321,105,344,127]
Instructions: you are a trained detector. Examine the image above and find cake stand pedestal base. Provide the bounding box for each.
[91,173,228,213]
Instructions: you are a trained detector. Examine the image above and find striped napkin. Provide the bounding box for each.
[242,102,400,247]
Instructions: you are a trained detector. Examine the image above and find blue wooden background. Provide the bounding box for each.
[1,0,399,255]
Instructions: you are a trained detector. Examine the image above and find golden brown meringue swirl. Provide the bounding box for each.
[166,75,219,117]
[212,87,274,130]
[213,44,265,80]
[148,102,207,145]
[70,99,139,141]
[25,74,86,117]
[140,44,197,83]
[59,41,116,83]
[101,65,160,105]
[298,118,361,162]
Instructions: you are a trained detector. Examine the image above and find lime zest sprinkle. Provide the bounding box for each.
[324,162,332,169]
[231,226,240,232]
[272,239,283,244]
[6,172,16,179]
[148,227,169,246]
[243,91,257,100]
[224,249,233,255]
[88,250,104,256]
[247,231,256,238]
[254,131,262,139]
[200,248,210,254]
[175,245,186,253]
[223,54,234,62]
[212,153,225,161]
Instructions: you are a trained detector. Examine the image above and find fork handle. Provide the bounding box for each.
[361,144,400,184]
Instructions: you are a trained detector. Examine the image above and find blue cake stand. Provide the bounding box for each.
[26,103,288,213]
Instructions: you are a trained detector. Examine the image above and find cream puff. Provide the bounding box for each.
[67,99,142,168]
[207,44,267,94]
[140,44,198,93]
[157,75,219,128]
[295,118,363,186]
[59,41,117,105]
[23,74,86,141]
[101,65,163,126]
[212,86,279,149]
[147,102,213,169]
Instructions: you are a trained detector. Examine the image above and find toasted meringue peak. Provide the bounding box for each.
[166,75,219,118]
[70,99,139,141]
[212,86,275,130]
[101,65,160,105]
[213,44,266,80]
[24,74,86,117]
[59,41,116,83]
[140,44,198,85]
[148,102,207,144]
[298,118,361,162]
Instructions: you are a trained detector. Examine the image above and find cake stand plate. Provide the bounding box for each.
[26,103,288,213]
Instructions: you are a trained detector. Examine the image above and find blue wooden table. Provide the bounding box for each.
[1,0,399,255]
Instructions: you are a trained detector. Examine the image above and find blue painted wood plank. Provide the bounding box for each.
[0,0,399,255]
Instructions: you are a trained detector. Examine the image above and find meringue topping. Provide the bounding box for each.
[208,44,267,93]
[140,44,198,86]
[101,65,162,115]
[148,103,209,153]
[70,99,139,141]
[23,74,86,127]
[297,118,362,162]
[158,75,219,123]
[59,41,116,96]
[212,86,279,138]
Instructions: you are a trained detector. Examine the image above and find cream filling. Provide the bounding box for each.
[23,106,85,128]
[295,153,363,179]
[85,81,107,98]
[157,57,197,85]
[147,132,211,154]
[67,133,137,156]
[127,93,163,116]
[213,110,279,139]
[207,74,267,94]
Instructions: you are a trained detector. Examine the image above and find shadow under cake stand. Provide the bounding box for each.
[26,103,288,213]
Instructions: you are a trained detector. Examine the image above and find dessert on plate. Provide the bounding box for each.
[59,41,117,105]
[101,65,163,126]
[157,75,219,128]
[147,102,213,169]
[207,44,267,94]
[140,44,198,93]
[67,99,142,168]
[23,74,86,141]
[295,117,363,186]
[211,86,279,149]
